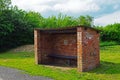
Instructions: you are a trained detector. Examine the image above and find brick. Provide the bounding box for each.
[34,26,100,72]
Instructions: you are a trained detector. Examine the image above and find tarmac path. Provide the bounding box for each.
[0,66,53,80]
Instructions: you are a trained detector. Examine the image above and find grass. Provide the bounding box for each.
[0,45,120,80]
[100,41,118,47]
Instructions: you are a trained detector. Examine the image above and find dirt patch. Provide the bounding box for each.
[9,45,34,52]
[44,64,76,71]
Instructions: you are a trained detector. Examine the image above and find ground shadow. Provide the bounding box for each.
[89,61,120,74]
[45,61,120,74]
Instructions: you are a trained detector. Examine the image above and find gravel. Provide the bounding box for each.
[9,45,34,52]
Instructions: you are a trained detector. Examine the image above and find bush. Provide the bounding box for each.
[100,41,118,47]
[96,23,120,43]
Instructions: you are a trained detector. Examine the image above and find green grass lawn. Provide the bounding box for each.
[0,45,120,80]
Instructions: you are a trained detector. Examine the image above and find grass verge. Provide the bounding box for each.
[0,45,120,80]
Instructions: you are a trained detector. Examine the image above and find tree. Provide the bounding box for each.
[0,0,14,36]
[25,11,44,28]
[77,15,93,27]
[43,13,78,28]
[96,23,120,42]
[56,13,77,27]
[0,0,11,11]
[0,0,95,51]
[0,10,14,36]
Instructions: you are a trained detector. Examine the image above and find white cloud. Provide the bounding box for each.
[95,0,120,5]
[53,0,100,13]
[11,0,100,13]
[11,0,120,26]
[94,11,120,26]
[12,0,54,12]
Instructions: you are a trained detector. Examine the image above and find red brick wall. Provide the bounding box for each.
[43,33,77,65]
[77,27,100,71]
[51,33,77,66]
[34,26,100,71]
[77,27,83,71]
[34,29,41,64]
[52,33,77,56]
[40,33,53,64]
[34,31,77,65]
[34,30,53,64]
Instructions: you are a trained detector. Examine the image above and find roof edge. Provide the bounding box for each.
[34,25,100,32]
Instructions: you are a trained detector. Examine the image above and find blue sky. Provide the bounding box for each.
[11,0,120,26]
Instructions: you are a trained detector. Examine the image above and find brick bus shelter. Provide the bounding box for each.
[34,26,100,72]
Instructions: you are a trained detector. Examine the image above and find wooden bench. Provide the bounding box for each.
[47,54,77,60]
[47,54,77,65]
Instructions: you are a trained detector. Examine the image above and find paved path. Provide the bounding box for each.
[0,66,53,80]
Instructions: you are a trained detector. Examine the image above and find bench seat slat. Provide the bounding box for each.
[48,54,77,60]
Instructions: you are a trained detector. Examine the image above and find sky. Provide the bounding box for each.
[11,0,120,26]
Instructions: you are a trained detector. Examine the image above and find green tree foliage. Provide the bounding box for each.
[1,0,120,51]
[0,0,44,50]
[0,0,11,11]
[0,10,14,36]
[0,0,94,51]
[96,23,120,43]
[25,11,44,28]
[43,14,78,28]
[77,15,93,26]
[40,14,93,28]
[0,0,13,36]
[56,14,78,27]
